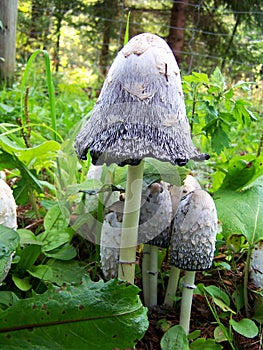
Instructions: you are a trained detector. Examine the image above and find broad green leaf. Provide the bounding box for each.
[215,187,263,243]
[160,325,189,350]
[17,141,60,171]
[220,155,263,191]
[17,229,44,246]
[28,260,84,285]
[211,126,230,154]
[0,278,149,350]
[190,338,223,349]
[43,243,77,260]
[229,318,258,338]
[43,204,69,232]
[12,275,32,291]
[0,225,20,284]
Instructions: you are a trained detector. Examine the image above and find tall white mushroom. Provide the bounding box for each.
[75,33,209,283]
[168,175,218,334]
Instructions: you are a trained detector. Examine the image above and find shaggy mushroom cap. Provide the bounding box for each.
[139,182,172,246]
[170,180,217,271]
[75,33,209,166]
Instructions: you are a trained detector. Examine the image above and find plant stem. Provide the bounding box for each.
[244,246,252,317]
[164,266,181,307]
[179,270,196,334]
[118,161,144,284]
[148,245,158,306]
[142,244,150,306]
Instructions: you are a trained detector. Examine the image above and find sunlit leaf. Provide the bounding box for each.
[229,318,258,338]
[215,187,263,243]
[0,278,148,350]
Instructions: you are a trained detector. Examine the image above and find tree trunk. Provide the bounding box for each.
[0,0,18,86]
[167,0,189,65]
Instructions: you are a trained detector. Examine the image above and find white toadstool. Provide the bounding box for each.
[169,175,218,334]
[0,176,17,231]
[0,173,17,284]
[75,33,209,283]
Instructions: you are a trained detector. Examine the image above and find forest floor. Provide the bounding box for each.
[134,253,262,350]
[17,207,262,350]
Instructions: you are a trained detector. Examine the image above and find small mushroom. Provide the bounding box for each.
[75,33,209,167]
[170,189,217,271]
[100,182,172,287]
[100,210,122,280]
[0,175,17,230]
[169,175,218,334]
[0,173,17,284]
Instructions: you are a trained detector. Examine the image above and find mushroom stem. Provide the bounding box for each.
[142,244,150,306]
[164,266,181,307]
[179,270,196,334]
[118,161,144,284]
[148,244,158,306]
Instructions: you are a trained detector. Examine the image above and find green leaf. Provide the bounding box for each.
[0,278,148,350]
[190,338,223,349]
[43,204,69,232]
[160,325,189,350]
[184,72,209,84]
[220,155,263,191]
[214,326,228,343]
[229,318,258,338]
[28,260,84,285]
[43,243,77,260]
[17,229,44,246]
[0,225,20,284]
[0,291,19,311]
[211,126,230,154]
[12,275,32,291]
[252,303,263,323]
[203,285,230,306]
[124,11,131,45]
[210,67,225,91]
[215,187,263,244]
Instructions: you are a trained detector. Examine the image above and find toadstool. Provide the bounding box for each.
[75,33,209,283]
[169,175,218,334]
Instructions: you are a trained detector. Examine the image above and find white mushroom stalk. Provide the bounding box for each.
[169,175,218,334]
[75,33,209,284]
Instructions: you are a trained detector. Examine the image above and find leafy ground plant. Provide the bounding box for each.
[0,277,148,350]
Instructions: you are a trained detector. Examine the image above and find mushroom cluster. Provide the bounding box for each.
[75,32,210,284]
